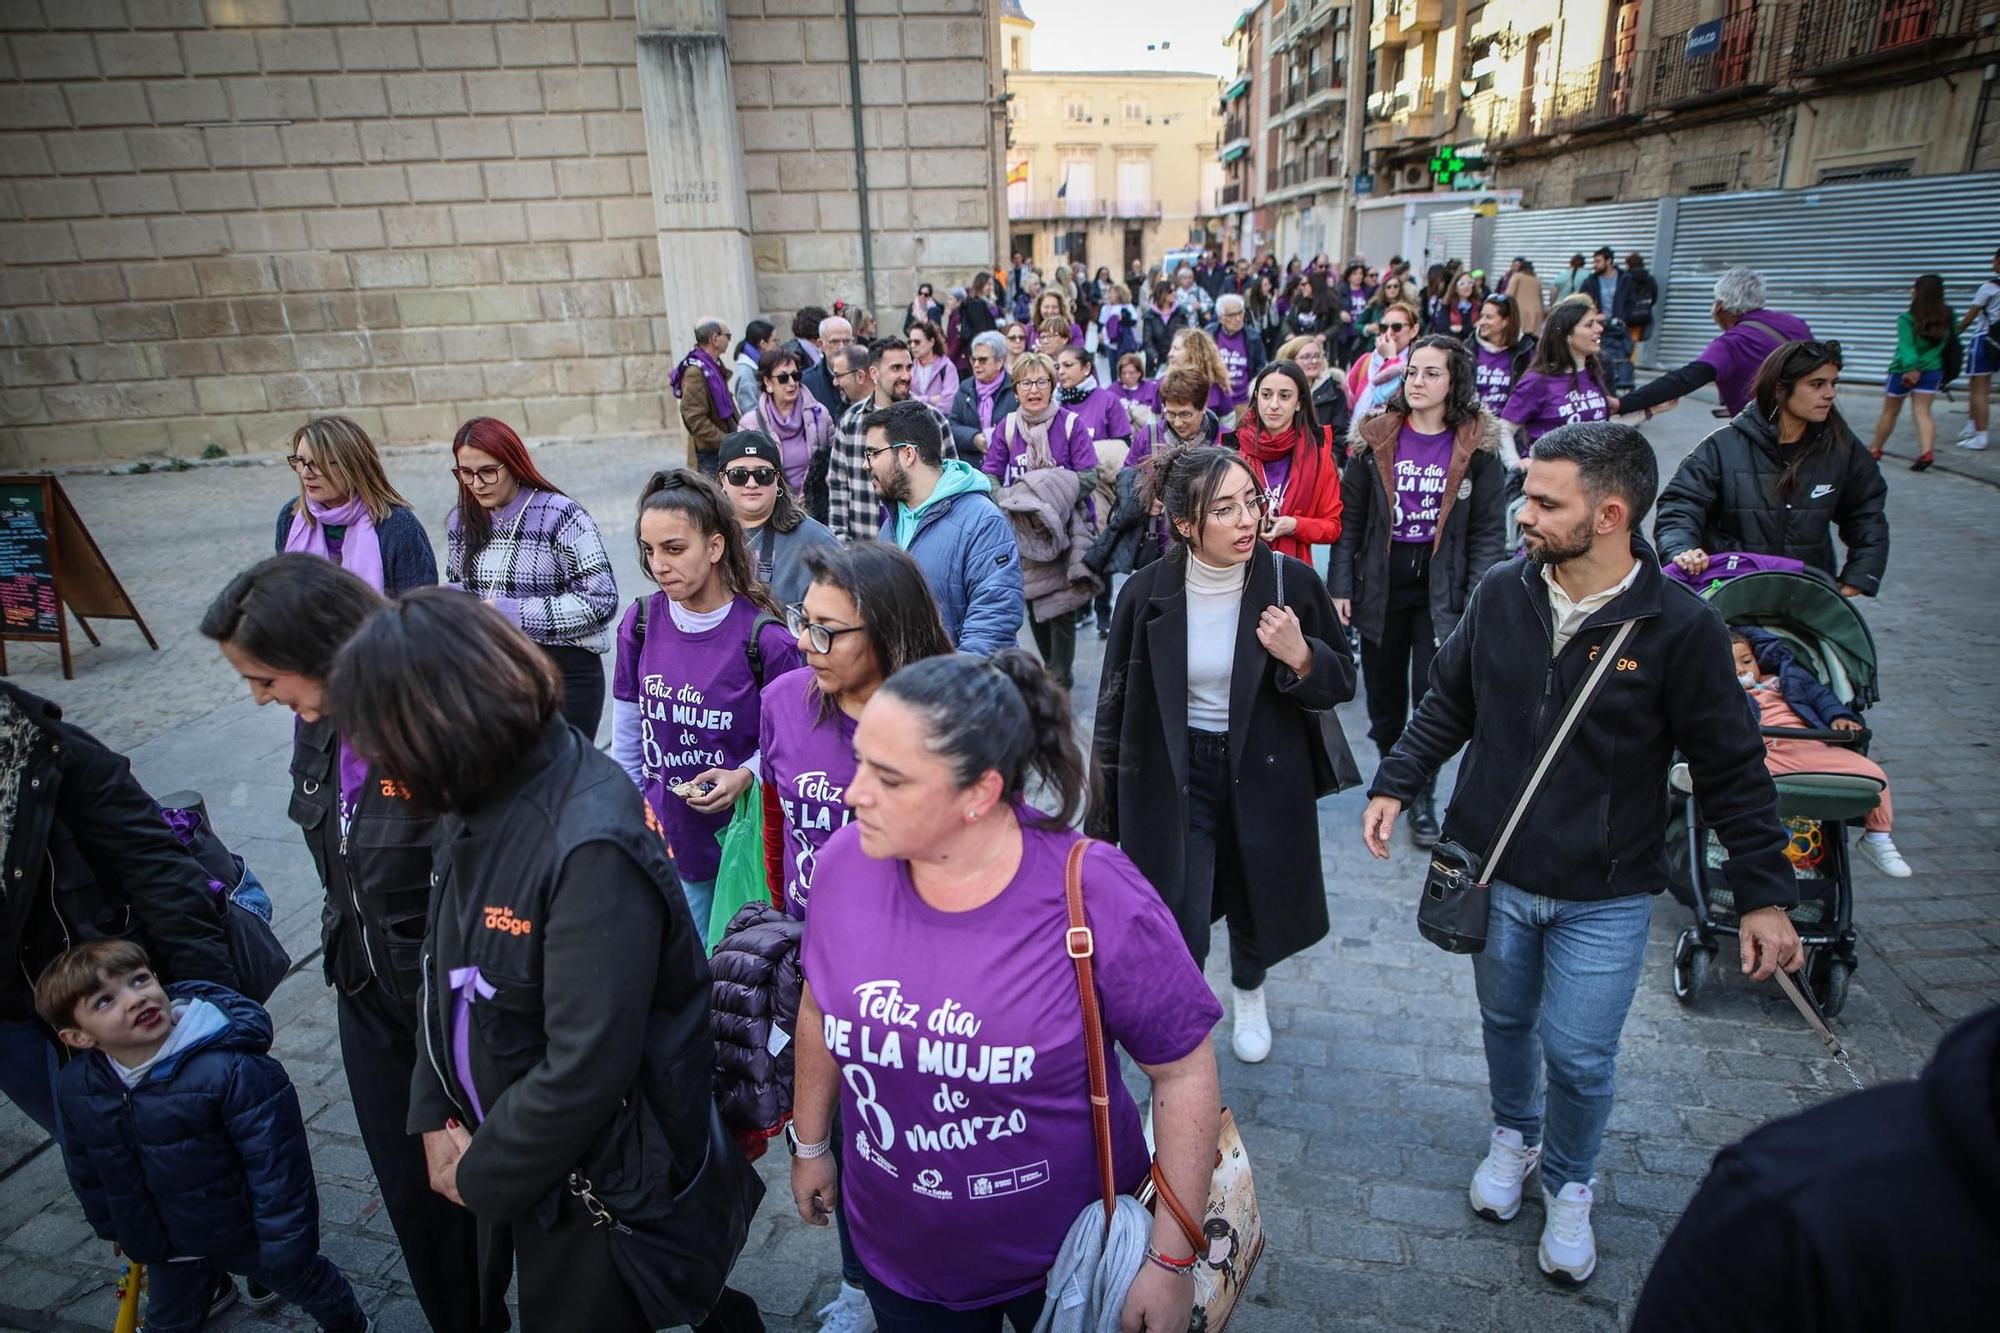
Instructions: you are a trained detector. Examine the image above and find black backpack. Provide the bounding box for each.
[631,594,785,688]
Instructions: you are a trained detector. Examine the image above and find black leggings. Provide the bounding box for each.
[1183,729,1266,991]
[1360,543,1437,763]
[544,643,606,741]
[1030,610,1076,688]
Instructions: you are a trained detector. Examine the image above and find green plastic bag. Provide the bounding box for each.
[707,784,768,953]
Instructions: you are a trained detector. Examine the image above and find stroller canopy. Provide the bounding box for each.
[1702,569,1879,708]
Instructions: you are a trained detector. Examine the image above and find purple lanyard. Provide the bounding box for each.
[448,966,493,1124]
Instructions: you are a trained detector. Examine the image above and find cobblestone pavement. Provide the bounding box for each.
[2,387,1996,1332]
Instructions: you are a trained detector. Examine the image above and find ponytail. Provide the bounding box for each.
[878,648,1085,829]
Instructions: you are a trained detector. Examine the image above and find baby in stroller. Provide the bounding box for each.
[1731,628,1911,878]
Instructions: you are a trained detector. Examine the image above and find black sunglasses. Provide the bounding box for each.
[767,370,801,384]
[724,466,778,486]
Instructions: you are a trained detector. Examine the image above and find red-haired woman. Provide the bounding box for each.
[446,417,620,737]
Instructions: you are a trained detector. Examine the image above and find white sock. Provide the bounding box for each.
[1864,831,1893,843]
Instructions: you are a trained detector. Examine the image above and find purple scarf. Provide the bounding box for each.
[284,493,384,591]
[975,373,1007,435]
[671,347,737,423]
[449,966,492,1124]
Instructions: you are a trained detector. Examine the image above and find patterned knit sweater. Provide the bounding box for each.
[444,488,619,652]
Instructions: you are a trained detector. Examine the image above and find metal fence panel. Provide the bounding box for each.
[1654,172,2000,384]
[1424,209,1477,269]
[1491,200,1662,306]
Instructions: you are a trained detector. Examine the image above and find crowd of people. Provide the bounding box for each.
[2,239,1996,1333]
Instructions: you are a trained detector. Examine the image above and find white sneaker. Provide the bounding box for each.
[1859,835,1913,878]
[1231,986,1272,1064]
[1469,1126,1541,1222]
[1538,1180,1598,1284]
[817,1282,875,1333]
[1958,431,1990,450]
[1956,418,1980,442]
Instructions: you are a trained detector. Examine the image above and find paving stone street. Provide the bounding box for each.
[1,387,1996,1332]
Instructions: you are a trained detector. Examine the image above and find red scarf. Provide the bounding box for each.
[1234,418,1302,463]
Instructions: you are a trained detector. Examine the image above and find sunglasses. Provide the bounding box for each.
[1383,322,1411,333]
[768,370,801,384]
[724,466,778,486]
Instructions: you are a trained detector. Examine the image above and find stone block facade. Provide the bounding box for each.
[723,0,1001,322]
[0,0,666,468]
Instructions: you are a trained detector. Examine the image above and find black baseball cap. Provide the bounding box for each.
[718,430,780,469]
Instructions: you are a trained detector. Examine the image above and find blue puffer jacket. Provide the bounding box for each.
[880,483,1024,657]
[56,982,319,1272]
[1740,626,1859,730]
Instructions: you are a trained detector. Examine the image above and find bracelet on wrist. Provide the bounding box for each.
[1144,1244,1196,1275]
[785,1123,833,1159]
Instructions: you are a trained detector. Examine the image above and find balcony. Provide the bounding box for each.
[1651,5,1796,110]
[1217,182,1247,214]
[1796,0,1970,76]
[1393,79,1446,141]
[1472,91,1553,148]
[1008,197,1166,222]
[1266,147,1343,203]
[1269,62,1343,127]
[1370,0,1408,51]
[1403,0,1445,34]
[1544,57,1645,134]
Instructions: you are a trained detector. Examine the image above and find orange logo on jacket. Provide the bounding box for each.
[483,906,532,936]
[378,778,414,800]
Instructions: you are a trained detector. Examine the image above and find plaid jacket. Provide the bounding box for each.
[445,489,619,652]
[825,396,953,545]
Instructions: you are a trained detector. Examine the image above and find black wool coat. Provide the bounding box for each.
[1087,547,1359,970]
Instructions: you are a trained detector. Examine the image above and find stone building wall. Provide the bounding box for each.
[723,0,1001,322]
[0,0,666,469]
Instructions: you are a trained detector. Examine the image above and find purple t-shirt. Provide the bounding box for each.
[1391,423,1455,544]
[1473,344,1516,414]
[1502,368,1611,444]
[981,407,1100,487]
[1261,454,1293,514]
[1214,327,1253,408]
[802,822,1221,1309]
[1696,309,1813,414]
[1060,386,1132,448]
[757,667,856,921]
[611,595,802,882]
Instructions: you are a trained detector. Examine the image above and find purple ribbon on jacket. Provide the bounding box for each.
[448,966,494,1125]
[158,804,228,897]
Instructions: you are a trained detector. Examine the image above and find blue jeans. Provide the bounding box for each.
[1600,322,1634,393]
[1471,881,1653,1192]
[681,877,715,948]
[0,1018,63,1139]
[861,1270,1045,1333]
[147,1250,365,1333]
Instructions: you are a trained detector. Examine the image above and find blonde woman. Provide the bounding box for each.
[1034,287,1083,346]
[1169,325,1234,418]
[277,415,437,594]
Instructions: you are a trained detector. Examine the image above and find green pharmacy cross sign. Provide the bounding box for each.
[1428,144,1468,186]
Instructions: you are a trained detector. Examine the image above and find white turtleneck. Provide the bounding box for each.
[1185,553,1247,733]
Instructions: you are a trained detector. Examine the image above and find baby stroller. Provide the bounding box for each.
[1665,568,1879,1017]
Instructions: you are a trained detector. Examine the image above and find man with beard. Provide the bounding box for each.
[1360,422,1801,1288]
[825,337,951,544]
[864,400,1022,656]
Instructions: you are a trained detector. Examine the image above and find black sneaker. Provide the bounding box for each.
[243,1278,283,1310]
[1408,792,1442,848]
[206,1272,240,1319]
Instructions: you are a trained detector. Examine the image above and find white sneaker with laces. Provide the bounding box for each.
[817,1281,876,1333]
[1538,1180,1598,1284]
[1469,1126,1541,1222]
[1959,431,1990,451]
[1231,986,1272,1064]
[1859,835,1913,878]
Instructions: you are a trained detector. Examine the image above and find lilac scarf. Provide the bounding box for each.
[757,390,825,484]
[285,493,384,591]
[671,347,737,423]
[975,373,1008,435]
[449,966,492,1124]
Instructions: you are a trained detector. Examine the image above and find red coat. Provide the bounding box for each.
[1230,424,1345,562]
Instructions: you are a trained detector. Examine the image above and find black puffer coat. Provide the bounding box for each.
[709,903,802,1138]
[1654,407,1889,594]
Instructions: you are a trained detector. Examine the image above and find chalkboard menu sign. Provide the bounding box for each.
[0,474,157,679]
[0,481,60,638]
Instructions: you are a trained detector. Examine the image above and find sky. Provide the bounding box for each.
[1013,0,1241,79]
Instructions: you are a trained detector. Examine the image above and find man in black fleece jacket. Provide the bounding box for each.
[1364,421,1800,1287]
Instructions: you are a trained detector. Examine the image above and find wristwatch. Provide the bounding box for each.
[786,1123,832,1159]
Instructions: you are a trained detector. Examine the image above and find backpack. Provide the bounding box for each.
[1942,331,1965,388]
[156,797,291,1004]
[632,594,785,687]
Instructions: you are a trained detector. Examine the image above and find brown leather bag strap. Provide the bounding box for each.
[1149,1160,1206,1254]
[1062,837,1118,1226]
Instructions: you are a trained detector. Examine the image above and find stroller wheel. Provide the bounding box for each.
[1672,929,1712,1004]
[1808,953,1854,1018]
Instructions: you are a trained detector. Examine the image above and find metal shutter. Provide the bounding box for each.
[1424,209,1476,269]
[1490,200,1661,310]
[1654,172,2000,384]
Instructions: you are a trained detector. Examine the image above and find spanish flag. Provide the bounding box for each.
[1006,160,1028,186]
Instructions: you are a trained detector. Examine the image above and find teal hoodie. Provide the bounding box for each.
[895,459,991,547]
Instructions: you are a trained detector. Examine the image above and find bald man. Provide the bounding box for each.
[802,315,854,416]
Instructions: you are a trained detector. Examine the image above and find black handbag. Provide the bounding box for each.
[1417,618,1639,954]
[157,795,292,1003]
[1271,549,1363,795]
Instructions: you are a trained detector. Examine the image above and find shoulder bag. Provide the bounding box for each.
[1417,617,1640,954]
[1060,839,1265,1331]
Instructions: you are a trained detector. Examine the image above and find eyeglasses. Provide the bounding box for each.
[786,603,869,655]
[768,370,801,384]
[1207,493,1269,525]
[723,466,778,487]
[862,441,907,463]
[286,455,330,477]
[1402,366,1449,383]
[1016,377,1052,391]
[1799,339,1844,361]
[451,463,507,486]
